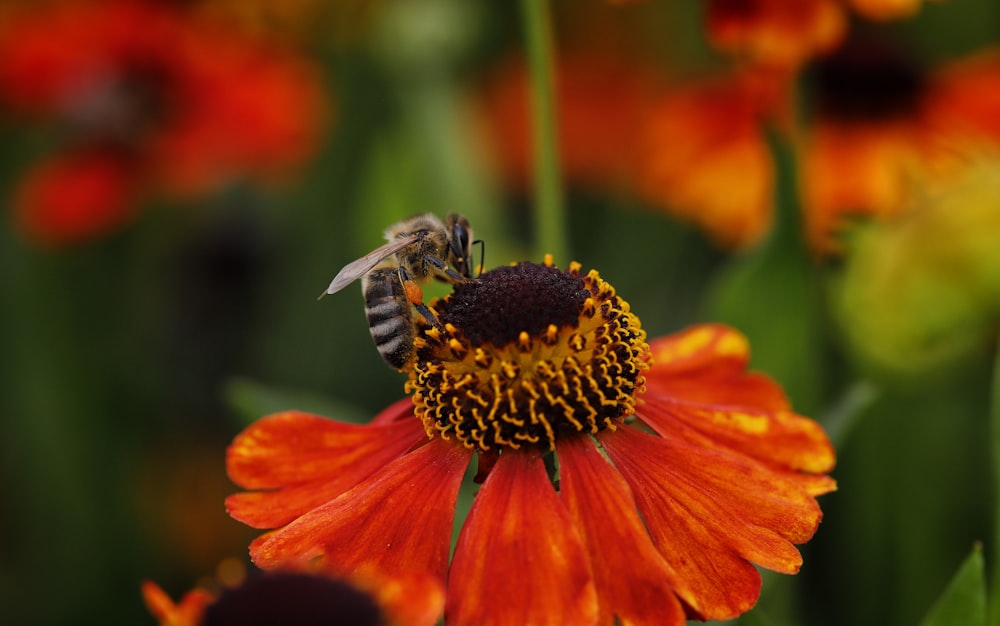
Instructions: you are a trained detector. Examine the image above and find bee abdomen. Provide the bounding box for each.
[362,268,416,370]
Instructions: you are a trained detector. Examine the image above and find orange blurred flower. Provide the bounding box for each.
[143,580,215,626]
[634,69,787,249]
[706,0,846,69]
[632,39,1000,254]
[143,568,423,626]
[0,0,329,245]
[703,0,942,68]
[227,257,835,625]
[801,41,1000,252]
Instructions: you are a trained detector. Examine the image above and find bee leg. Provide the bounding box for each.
[425,255,467,282]
[399,266,444,330]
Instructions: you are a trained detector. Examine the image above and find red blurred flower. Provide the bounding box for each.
[0,0,329,245]
[14,148,137,245]
[227,258,835,625]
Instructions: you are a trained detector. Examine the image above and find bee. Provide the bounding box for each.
[320,213,475,370]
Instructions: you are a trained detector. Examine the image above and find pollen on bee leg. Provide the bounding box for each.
[403,280,424,306]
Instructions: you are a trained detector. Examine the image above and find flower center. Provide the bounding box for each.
[807,37,925,122]
[406,256,650,452]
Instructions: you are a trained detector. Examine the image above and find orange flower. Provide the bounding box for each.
[634,70,785,249]
[227,257,835,625]
[705,0,847,69]
[703,0,943,68]
[800,41,1000,252]
[143,569,417,626]
[0,0,328,245]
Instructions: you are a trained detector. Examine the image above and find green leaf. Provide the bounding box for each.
[919,544,986,626]
[224,377,372,426]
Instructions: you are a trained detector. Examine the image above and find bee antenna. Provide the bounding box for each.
[473,239,485,277]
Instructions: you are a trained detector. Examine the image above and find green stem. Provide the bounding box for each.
[989,338,1000,626]
[519,0,569,264]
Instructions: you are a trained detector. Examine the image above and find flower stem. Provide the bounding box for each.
[519,0,569,264]
[989,339,1000,626]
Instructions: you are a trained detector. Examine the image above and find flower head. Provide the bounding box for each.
[706,0,846,69]
[227,256,835,625]
[143,569,399,626]
[703,0,941,68]
[408,260,647,452]
[801,41,1000,252]
[634,70,785,249]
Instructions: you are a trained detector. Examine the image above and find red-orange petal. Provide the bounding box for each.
[141,580,214,626]
[645,325,789,411]
[638,396,836,477]
[600,426,825,621]
[557,436,686,626]
[369,571,446,626]
[226,402,426,529]
[250,437,470,589]
[446,449,597,626]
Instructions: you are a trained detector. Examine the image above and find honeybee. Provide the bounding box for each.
[320,213,475,370]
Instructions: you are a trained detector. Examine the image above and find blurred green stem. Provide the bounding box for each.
[519,0,568,263]
[990,339,1000,625]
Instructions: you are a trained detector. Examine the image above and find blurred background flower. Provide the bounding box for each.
[833,155,1000,376]
[0,0,329,245]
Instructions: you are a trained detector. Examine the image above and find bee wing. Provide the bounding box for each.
[320,235,420,297]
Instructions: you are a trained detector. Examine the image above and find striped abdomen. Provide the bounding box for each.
[362,266,416,370]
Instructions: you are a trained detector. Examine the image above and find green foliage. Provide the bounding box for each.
[918,545,986,626]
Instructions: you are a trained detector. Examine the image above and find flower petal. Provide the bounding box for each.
[226,401,426,529]
[641,324,836,480]
[141,580,213,626]
[600,426,825,620]
[557,436,686,626]
[638,397,836,479]
[371,571,446,626]
[646,324,790,411]
[447,450,597,626]
[249,437,471,590]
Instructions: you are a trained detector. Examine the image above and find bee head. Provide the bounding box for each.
[446,213,473,278]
